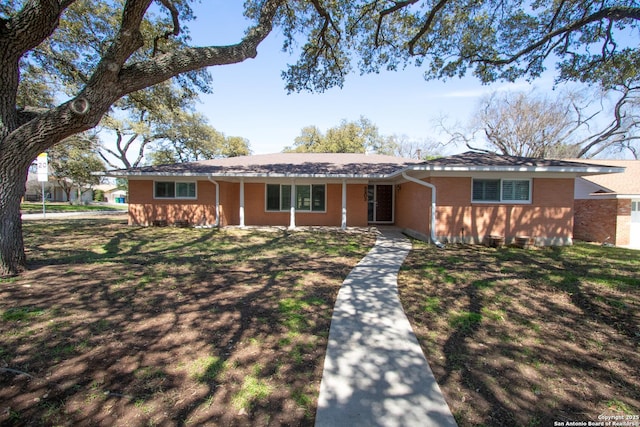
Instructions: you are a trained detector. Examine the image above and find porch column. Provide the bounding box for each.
[341,179,347,230]
[289,180,296,229]
[239,178,245,227]
[215,182,220,227]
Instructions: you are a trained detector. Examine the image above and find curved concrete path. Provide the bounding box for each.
[315,228,457,427]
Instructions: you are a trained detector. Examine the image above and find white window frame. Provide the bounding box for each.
[472,178,532,204]
[154,180,197,200]
[265,184,327,212]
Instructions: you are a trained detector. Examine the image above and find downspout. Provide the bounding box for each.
[239,178,245,227]
[401,172,445,249]
[207,176,220,228]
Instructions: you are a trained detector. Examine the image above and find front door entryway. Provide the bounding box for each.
[368,184,394,223]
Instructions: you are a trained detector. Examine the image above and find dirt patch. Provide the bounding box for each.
[399,241,640,426]
[0,219,376,426]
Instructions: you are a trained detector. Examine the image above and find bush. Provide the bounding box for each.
[94,189,105,202]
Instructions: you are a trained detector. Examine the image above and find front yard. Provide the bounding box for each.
[1,218,638,426]
[399,240,640,426]
[0,218,375,426]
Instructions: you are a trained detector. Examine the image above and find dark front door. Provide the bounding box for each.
[368,184,394,223]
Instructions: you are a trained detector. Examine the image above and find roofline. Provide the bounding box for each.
[405,165,626,174]
[101,164,625,179]
[588,192,640,199]
[105,171,396,179]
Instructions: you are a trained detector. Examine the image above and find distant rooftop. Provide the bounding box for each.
[572,159,640,195]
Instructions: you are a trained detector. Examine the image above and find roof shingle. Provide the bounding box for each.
[119,153,422,177]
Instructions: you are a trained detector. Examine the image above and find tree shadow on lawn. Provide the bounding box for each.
[1,219,376,426]
[399,241,640,427]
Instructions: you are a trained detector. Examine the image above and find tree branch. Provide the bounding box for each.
[375,0,419,47]
[153,0,181,56]
[117,0,282,95]
[474,6,640,67]
[0,0,72,58]
[574,85,639,157]
[408,0,452,55]
[6,0,283,165]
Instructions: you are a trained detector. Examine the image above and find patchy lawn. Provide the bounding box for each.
[399,241,640,427]
[0,218,375,426]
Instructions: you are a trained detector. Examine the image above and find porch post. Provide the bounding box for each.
[341,179,347,230]
[239,178,245,227]
[289,181,296,229]
[215,182,220,227]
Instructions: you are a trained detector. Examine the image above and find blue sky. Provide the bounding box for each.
[185,1,558,155]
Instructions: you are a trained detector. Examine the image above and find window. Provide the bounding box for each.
[154,181,196,199]
[266,184,325,211]
[472,179,531,203]
[502,180,530,201]
[473,180,500,202]
[266,184,281,211]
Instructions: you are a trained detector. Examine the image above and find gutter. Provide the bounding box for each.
[401,172,445,249]
[207,176,220,227]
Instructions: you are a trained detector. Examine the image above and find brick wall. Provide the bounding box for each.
[573,199,631,245]
[396,176,575,245]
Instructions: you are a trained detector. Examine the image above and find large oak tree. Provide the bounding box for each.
[1,0,639,276]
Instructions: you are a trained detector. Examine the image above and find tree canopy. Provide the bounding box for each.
[148,113,251,164]
[285,117,442,158]
[285,117,394,154]
[1,0,639,276]
[267,0,640,92]
[47,134,105,203]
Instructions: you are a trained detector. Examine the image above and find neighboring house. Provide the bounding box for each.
[107,151,623,246]
[573,159,640,249]
[94,184,128,204]
[24,171,93,203]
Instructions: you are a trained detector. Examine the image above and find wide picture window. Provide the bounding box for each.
[154,181,196,199]
[472,179,530,203]
[266,184,325,211]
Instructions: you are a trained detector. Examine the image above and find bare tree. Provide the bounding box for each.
[444,87,640,159]
[387,134,444,159]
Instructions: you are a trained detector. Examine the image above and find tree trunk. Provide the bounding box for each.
[0,158,28,277]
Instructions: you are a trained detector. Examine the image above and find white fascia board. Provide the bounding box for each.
[102,165,625,180]
[589,193,640,199]
[407,165,625,174]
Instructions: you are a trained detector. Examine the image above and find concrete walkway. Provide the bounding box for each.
[315,228,457,427]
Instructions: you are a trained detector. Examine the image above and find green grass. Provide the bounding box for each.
[231,369,273,411]
[187,355,226,383]
[278,296,324,332]
[423,296,441,313]
[2,306,46,321]
[448,311,482,331]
